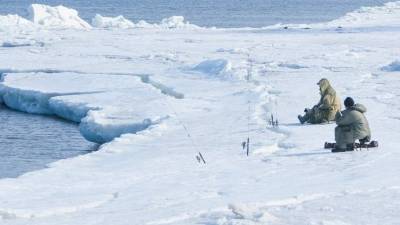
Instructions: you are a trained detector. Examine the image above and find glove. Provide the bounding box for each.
[335,111,342,120]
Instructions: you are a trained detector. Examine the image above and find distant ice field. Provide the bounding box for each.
[0,0,392,28]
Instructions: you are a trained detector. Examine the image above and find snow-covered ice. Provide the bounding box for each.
[0,2,400,225]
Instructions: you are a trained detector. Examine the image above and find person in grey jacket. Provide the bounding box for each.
[333,97,371,152]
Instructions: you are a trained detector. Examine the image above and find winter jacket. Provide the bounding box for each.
[336,104,371,141]
[316,78,341,121]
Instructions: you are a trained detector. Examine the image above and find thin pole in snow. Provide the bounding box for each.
[244,51,253,156]
[246,137,250,156]
[164,97,206,164]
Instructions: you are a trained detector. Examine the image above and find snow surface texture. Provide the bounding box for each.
[1,2,400,225]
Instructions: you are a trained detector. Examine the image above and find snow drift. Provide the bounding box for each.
[28,4,91,29]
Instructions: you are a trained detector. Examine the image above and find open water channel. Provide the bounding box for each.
[0,105,97,178]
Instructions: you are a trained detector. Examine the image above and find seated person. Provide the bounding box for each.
[298,78,341,124]
[333,97,371,152]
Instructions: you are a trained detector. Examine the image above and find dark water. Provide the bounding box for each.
[0,0,391,27]
[0,105,97,178]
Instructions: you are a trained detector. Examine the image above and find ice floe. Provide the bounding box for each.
[0,72,171,144]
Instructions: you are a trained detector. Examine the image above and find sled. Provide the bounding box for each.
[324,141,378,152]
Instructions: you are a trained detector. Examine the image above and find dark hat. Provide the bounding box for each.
[344,97,355,108]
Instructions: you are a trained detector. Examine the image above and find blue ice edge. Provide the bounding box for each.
[0,84,161,144]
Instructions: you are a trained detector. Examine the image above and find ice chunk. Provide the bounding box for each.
[91,14,135,29]
[28,4,91,29]
[160,16,199,29]
[79,109,154,143]
[0,86,54,115]
[0,14,33,29]
[135,20,153,28]
[192,59,232,76]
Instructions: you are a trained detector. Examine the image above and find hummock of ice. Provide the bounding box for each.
[91,14,135,29]
[381,60,400,71]
[192,59,232,76]
[0,15,33,29]
[28,4,92,29]
[91,14,199,29]
[159,16,199,29]
[0,4,199,30]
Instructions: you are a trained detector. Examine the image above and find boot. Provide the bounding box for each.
[369,141,379,148]
[298,115,306,124]
[324,142,336,149]
[346,143,355,151]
